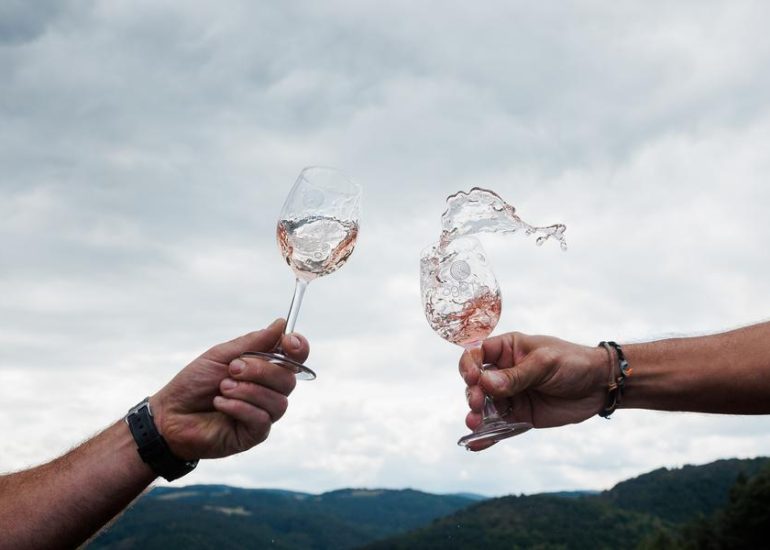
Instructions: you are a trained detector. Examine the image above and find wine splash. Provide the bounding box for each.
[421,186,567,345]
[277,215,359,282]
[421,237,502,347]
[440,187,567,250]
[421,186,549,447]
[425,283,502,346]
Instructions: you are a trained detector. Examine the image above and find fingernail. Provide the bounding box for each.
[230,359,245,374]
[221,378,237,391]
[465,387,472,404]
[289,334,301,350]
[213,396,226,407]
[484,370,506,390]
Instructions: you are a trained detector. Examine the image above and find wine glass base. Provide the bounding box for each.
[457,419,532,448]
[240,351,317,381]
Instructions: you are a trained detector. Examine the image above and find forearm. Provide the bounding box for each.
[620,322,770,414]
[0,420,156,549]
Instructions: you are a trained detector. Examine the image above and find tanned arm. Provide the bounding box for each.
[0,320,308,549]
[458,321,770,450]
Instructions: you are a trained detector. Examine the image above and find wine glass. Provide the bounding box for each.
[420,236,532,448]
[243,166,361,380]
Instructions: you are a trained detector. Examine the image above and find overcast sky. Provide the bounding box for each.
[2,0,770,497]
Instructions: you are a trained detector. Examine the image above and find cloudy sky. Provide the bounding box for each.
[2,0,770,497]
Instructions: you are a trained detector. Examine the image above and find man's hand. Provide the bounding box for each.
[460,332,608,450]
[149,319,308,460]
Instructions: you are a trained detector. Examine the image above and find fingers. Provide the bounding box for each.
[480,331,536,369]
[459,347,482,385]
[461,332,529,384]
[465,384,486,412]
[215,354,297,426]
[467,441,496,452]
[478,333,511,367]
[219,378,289,422]
[211,352,300,450]
[204,319,286,363]
[463,411,496,452]
[228,356,297,396]
[480,346,557,399]
[213,396,272,446]
[279,332,310,364]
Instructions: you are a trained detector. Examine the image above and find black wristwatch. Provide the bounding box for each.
[125,397,198,481]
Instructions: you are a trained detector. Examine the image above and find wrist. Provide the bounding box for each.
[125,398,198,482]
[588,345,611,392]
[147,393,168,443]
[116,420,159,480]
[596,341,632,418]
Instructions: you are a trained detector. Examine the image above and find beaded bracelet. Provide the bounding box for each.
[598,341,632,418]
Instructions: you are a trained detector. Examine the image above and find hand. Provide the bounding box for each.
[149,319,308,460]
[460,332,608,450]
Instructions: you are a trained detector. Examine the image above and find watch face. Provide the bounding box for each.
[127,398,151,417]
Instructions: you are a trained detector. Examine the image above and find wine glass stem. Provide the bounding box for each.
[284,278,308,337]
[482,393,501,421]
[465,342,504,423]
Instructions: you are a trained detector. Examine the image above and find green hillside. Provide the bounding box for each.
[87,457,770,550]
[602,457,769,523]
[364,493,664,550]
[365,457,770,550]
[640,460,770,549]
[86,486,476,549]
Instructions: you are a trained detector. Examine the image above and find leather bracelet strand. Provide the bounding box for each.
[597,341,632,418]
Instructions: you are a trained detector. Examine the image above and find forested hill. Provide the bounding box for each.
[365,457,770,550]
[88,457,769,549]
[602,456,769,523]
[86,486,476,549]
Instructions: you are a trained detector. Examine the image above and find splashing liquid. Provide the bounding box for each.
[440,187,567,250]
[421,186,568,346]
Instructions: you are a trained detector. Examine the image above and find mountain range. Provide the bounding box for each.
[87,456,770,549]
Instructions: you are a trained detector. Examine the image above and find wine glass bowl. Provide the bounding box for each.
[421,237,501,347]
[277,167,361,282]
[420,236,532,448]
[242,167,361,380]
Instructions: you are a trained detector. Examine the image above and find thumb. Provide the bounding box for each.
[480,348,555,398]
[203,319,285,363]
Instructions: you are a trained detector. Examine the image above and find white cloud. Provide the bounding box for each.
[2,0,770,496]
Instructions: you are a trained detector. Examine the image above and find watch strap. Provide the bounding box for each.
[125,398,198,481]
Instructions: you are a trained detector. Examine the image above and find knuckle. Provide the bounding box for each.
[254,407,272,427]
[506,367,522,391]
[254,422,271,445]
[239,358,266,380]
[531,347,556,366]
[220,379,239,395]
[274,395,289,420]
[284,372,297,394]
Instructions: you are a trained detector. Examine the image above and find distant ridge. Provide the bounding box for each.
[448,492,488,501]
[87,486,475,549]
[540,490,600,499]
[88,457,769,550]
